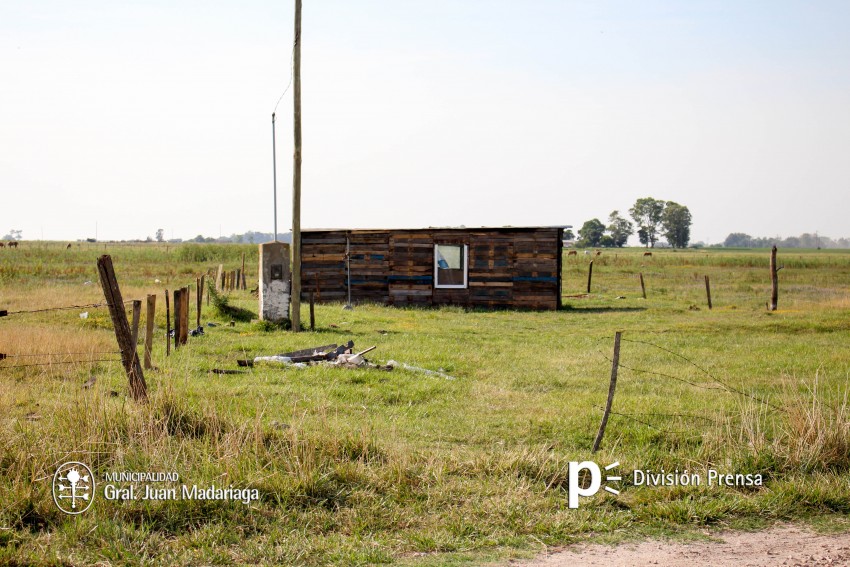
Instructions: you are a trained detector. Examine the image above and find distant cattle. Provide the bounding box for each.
[0,243,4,248]
[7,241,18,248]
[66,243,73,249]
[643,251,652,257]
[567,250,577,256]
[594,250,601,256]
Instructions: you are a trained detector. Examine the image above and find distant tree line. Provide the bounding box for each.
[573,197,693,249]
[143,230,292,244]
[722,233,850,249]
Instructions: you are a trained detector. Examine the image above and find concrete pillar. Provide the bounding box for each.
[259,242,291,322]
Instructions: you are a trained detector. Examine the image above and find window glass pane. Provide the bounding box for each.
[436,245,465,287]
[436,245,462,270]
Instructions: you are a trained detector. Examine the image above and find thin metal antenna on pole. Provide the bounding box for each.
[272,113,278,242]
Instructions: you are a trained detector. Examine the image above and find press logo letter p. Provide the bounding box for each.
[568,461,601,509]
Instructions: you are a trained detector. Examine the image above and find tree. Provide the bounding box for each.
[155,228,165,242]
[723,233,752,247]
[563,229,575,241]
[629,198,665,248]
[576,218,605,248]
[661,201,692,248]
[607,210,633,247]
[3,229,22,241]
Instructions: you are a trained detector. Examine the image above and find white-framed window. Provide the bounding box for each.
[434,244,468,289]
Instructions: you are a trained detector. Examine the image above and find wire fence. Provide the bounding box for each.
[0,299,136,318]
[591,329,793,449]
[0,298,137,370]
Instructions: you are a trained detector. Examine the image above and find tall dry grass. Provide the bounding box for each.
[707,374,850,475]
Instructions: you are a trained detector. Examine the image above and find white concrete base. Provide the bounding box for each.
[258,242,291,322]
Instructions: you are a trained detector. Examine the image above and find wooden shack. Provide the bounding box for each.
[300,227,563,310]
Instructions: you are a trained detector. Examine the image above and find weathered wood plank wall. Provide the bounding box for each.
[300,228,561,310]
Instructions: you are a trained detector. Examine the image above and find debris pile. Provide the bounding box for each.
[238,341,391,370]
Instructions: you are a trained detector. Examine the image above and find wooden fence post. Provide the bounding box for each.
[165,289,171,356]
[592,331,622,453]
[216,264,224,290]
[639,272,646,299]
[130,300,142,351]
[179,287,189,346]
[144,294,156,369]
[173,289,182,349]
[241,252,247,289]
[96,255,147,401]
[586,260,594,294]
[309,291,315,331]
[704,275,712,310]
[769,245,779,311]
[197,276,204,328]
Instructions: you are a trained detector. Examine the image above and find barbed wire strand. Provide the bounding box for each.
[4,299,136,316]
[599,407,705,440]
[2,351,120,358]
[0,359,121,369]
[596,348,726,391]
[618,336,786,412]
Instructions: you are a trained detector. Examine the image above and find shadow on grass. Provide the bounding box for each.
[559,306,648,314]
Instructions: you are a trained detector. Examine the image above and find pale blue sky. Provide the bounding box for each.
[2,1,849,243]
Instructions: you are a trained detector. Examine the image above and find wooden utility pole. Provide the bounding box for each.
[769,245,779,311]
[291,0,303,332]
[96,255,147,401]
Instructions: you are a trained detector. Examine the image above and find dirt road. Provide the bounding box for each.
[513,525,850,567]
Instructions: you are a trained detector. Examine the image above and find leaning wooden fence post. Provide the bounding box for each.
[96,255,147,402]
[769,245,779,311]
[586,260,594,294]
[704,275,712,310]
[144,294,156,370]
[309,291,315,331]
[165,289,171,356]
[639,272,647,299]
[592,331,622,453]
[130,300,142,351]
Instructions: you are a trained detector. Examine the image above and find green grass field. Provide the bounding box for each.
[1,243,848,565]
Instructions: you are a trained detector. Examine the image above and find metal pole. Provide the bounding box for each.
[272,113,278,242]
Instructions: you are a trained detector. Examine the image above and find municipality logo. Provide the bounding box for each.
[52,462,94,514]
[568,460,621,508]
